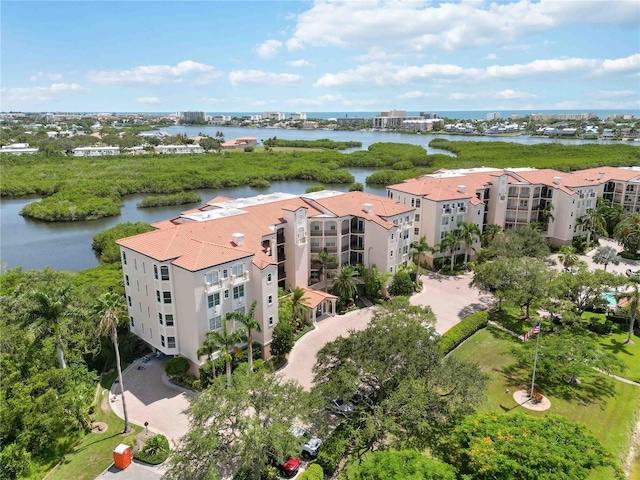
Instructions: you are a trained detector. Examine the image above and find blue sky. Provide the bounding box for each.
[1,0,639,113]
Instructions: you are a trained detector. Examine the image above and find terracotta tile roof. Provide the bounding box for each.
[300,287,337,309]
[506,169,586,195]
[388,172,497,203]
[171,239,254,271]
[570,166,640,183]
[309,191,414,230]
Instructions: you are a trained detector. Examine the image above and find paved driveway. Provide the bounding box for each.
[110,357,192,448]
[280,272,492,390]
[551,238,640,275]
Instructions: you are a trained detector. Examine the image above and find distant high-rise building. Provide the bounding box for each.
[177,111,206,123]
[486,112,502,120]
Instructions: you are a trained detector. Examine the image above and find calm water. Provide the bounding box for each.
[2,127,638,272]
[0,170,385,272]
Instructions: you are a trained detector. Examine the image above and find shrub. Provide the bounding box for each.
[314,422,354,475]
[388,269,414,296]
[297,463,323,479]
[438,311,489,354]
[270,320,295,362]
[588,317,614,335]
[619,251,640,260]
[133,434,169,465]
[305,185,326,193]
[164,356,190,377]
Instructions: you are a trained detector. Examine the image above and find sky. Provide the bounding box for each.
[1,0,639,113]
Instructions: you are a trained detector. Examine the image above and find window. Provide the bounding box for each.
[122,252,127,265]
[154,265,158,279]
[268,316,274,327]
[456,215,464,225]
[310,238,320,248]
[156,290,161,302]
[415,199,421,208]
[411,198,415,207]
[403,245,408,254]
[209,316,222,330]
[134,258,137,270]
[165,314,174,326]
[415,214,420,221]
[224,289,229,299]
[235,307,245,314]
[268,295,273,306]
[130,316,134,327]
[267,273,272,283]
[142,262,146,274]
[403,230,409,239]
[161,335,165,347]
[127,296,132,307]
[208,293,220,308]
[167,337,176,348]
[163,291,172,304]
[521,187,530,197]
[390,250,394,257]
[125,275,129,286]
[160,266,169,280]
[233,285,245,299]
[391,233,394,240]
[232,264,244,277]
[159,313,163,325]
[414,227,419,236]
[223,269,228,279]
[442,216,450,226]
[325,238,336,248]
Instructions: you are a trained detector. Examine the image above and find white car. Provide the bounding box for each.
[289,426,322,459]
[331,398,355,416]
[626,269,640,278]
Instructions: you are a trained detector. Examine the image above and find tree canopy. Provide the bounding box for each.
[345,450,456,480]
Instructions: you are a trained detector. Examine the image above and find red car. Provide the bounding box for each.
[267,451,300,477]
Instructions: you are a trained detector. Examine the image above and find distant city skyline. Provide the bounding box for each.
[1,1,639,113]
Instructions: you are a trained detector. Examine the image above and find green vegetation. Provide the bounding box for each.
[263,137,362,150]
[133,434,170,465]
[137,191,201,208]
[341,450,456,480]
[314,422,355,475]
[297,463,324,479]
[438,310,488,354]
[92,222,154,263]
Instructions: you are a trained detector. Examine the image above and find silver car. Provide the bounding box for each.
[331,398,355,416]
[289,426,322,459]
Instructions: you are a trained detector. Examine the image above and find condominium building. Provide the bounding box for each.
[177,111,206,123]
[290,112,307,121]
[154,144,204,155]
[263,111,285,121]
[117,190,416,373]
[73,146,120,157]
[387,166,640,265]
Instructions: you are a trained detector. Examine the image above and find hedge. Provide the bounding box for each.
[438,311,488,355]
[297,464,324,480]
[314,422,354,476]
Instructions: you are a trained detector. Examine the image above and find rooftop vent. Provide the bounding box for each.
[458,185,466,193]
[232,232,245,246]
[363,203,373,213]
[553,176,561,185]
[598,171,606,180]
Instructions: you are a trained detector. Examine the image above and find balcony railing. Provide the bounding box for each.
[323,230,337,236]
[310,230,323,236]
[325,246,338,253]
[230,272,249,284]
[341,243,349,252]
[341,227,350,235]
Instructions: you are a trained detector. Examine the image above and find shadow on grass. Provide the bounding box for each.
[601,337,635,357]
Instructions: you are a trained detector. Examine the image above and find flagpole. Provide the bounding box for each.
[529,327,541,400]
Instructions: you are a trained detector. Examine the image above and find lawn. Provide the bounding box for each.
[599,326,640,383]
[450,326,640,480]
[44,370,142,480]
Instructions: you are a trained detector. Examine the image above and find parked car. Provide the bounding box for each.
[626,269,640,279]
[290,426,323,459]
[331,398,355,415]
[266,451,300,478]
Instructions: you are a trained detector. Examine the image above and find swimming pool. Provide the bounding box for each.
[601,291,618,307]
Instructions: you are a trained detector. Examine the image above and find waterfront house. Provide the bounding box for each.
[73,146,120,157]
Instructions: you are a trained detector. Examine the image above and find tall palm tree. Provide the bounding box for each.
[481,224,502,248]
[538,201,555,230]
[458,222,482,267]
[618,282,640,344]
[94,292,131,433]
[197,334,218,379]
[312,248,338,292]
[204,316,245,386]
[614,213,640,255]
[410,235,434,281]
[558,245,579,270]
[331,265,359,304]
[289,287,310,325]
[226,301,260,372]
[592,246,620,271]
[25,286,79,369]
[439,230,462,271]
[578,207,608,247]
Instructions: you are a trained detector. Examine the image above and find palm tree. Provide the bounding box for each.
[592,246,620,271]
[226,301,260,372]
[312,248,338,291]
[25,286,79,369]
[458,222,482,267]
[204,316,245,385]
[614,213,640,255]
[558,245,579,270]
[197,334,218,379]
[618,282,640,344]
[331,265,359,304]
[289,287,310,325]
[94,292,131,433]
[578,207,608,247]
[481,224,502,248]
[538,201,555,231]
[410,235,434,281]
[439,230,462,271]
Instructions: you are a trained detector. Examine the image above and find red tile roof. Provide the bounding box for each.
[300,287,337,309]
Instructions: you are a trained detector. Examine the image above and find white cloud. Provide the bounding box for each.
[288,59,312,67]
[255,39,283,58]
[450,92,479,100]
[283,0,638,53]
[315,54,638,88]
[29,72,63,81]
[482,53,498,60]
[1,83,84,104]
[286,94,346,107]
[396,90,434,99]
[136,96,160,104]
[492,89,536,100]
[450,89,535,101]
[593,90,636,99]
[86,60,216,85]
[196,97,224,104]
[229,70,302,86]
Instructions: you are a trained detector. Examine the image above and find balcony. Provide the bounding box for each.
[310,244,322,253]
[276,230,285,244]
[323,230,337,236]
[230,272,249,285]
[277,246,286,262]
[341,243,350,252]
[350,241,364,251]
[205,280,223,293]
[277,265,286,279]
[325,246,338,253]
[341,226,350,235]
[310,230,323,236]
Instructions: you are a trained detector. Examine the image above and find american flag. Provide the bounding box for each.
[523,322,541,342]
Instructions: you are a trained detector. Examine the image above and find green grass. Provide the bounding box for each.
[450,327,640,480]
[598,325,640,383]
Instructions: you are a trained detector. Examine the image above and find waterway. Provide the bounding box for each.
[1,128,638,272]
